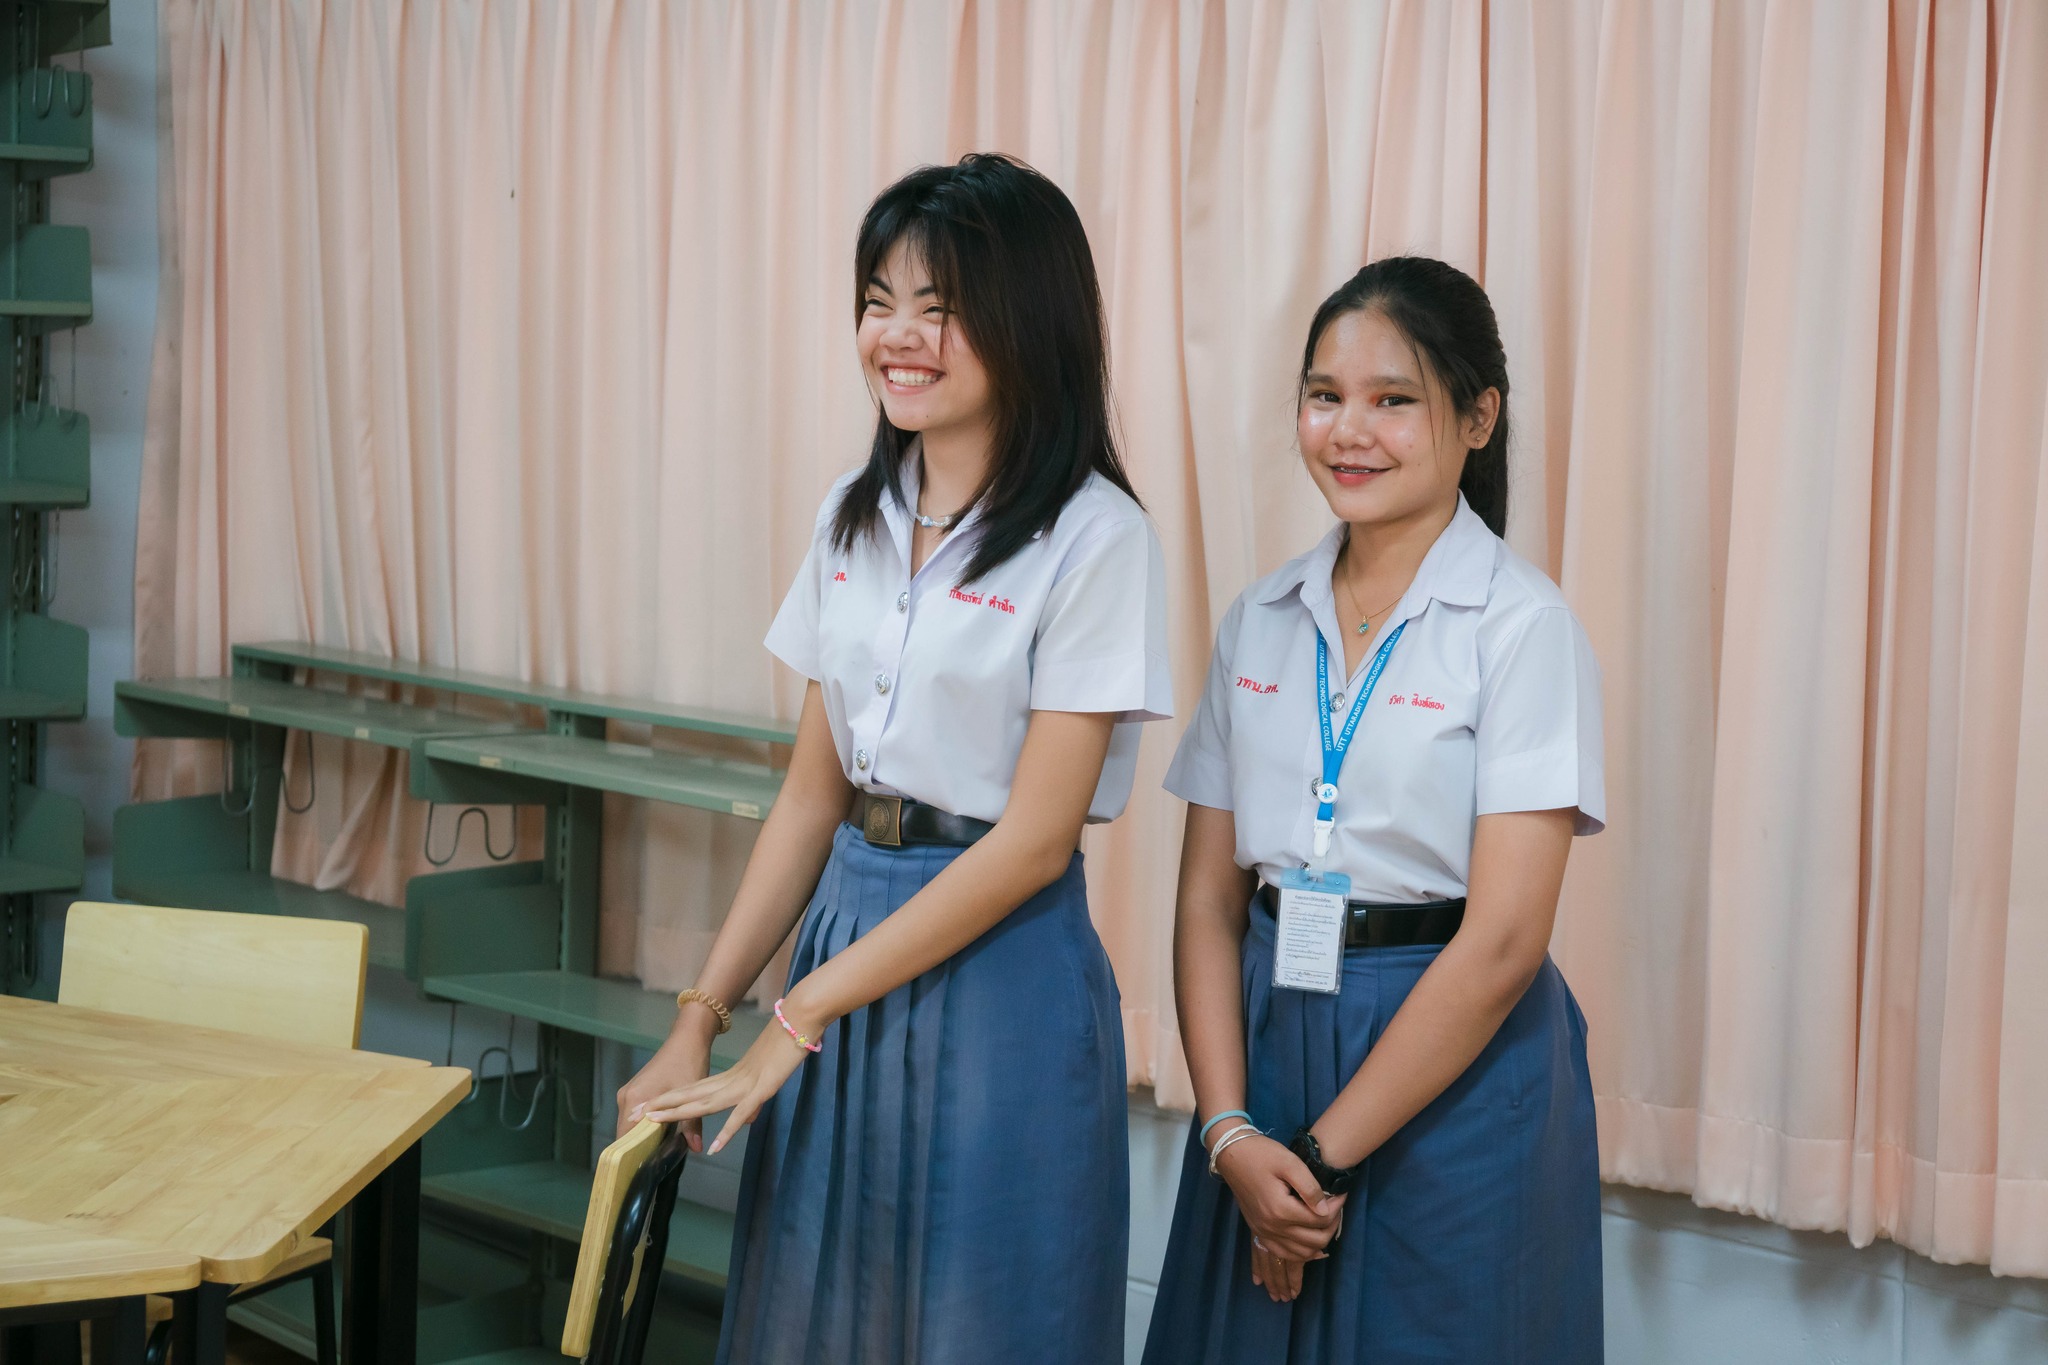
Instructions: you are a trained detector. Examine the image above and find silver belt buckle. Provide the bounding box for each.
[862,794,903,848]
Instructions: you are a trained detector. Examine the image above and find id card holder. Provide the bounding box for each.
[1272,868,1351,994]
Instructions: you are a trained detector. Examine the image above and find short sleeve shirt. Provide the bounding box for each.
[1164,496,1604,900]
[766,456,1174,824]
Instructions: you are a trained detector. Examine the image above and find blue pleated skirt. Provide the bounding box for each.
[1142,896,1603,1365]
[715,823,1129,1365]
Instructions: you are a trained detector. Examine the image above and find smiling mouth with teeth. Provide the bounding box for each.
[884,367,940,387]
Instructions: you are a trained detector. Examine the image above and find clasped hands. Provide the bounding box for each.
[1213,1132,1346,1304]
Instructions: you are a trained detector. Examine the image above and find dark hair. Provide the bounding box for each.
[830,154,1138,583]
[1298,256,1510,537]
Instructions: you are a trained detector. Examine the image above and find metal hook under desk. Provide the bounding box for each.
[282,729,317,814]
[423,803,516,866]
[467,1020,596,1130]
[477,1045,549,1131]
[60,66,85,118]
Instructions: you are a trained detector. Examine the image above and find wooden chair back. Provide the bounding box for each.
[58,902,369,1049]
[562,1119,689,1362]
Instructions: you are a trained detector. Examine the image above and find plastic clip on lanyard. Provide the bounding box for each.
[1312,621,1407,859]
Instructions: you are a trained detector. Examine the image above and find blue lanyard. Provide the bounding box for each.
[1312,620,1406,858]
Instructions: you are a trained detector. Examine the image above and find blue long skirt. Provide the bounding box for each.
[1141,897,1602,1364]
[715,823,1129,1364]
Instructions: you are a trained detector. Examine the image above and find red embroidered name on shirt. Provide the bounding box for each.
[1388,692,1445,711]
[832,571,848,582]
[1235,676,1279,695]
[948,587,1016,616]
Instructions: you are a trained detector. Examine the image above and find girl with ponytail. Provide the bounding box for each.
[1144,257,1606,1363]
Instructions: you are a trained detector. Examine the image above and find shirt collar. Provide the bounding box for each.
[1254,495,1497,616]
[879,438,990,571]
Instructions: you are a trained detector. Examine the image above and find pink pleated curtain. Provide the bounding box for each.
[136,0,2048,1274]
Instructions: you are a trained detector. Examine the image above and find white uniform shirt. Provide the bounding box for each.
[766,459,1174,824]
[1164,496,1604,901]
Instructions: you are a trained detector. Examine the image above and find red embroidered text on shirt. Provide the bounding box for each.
[832,571,848,582]
[1389,692,1446,711]
[948,587,1017,616]
[1235,676,1279,695]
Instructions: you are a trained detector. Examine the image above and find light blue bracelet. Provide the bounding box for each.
[1199,1109,1253,1145]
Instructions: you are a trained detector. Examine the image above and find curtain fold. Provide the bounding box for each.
[140,0,2048,1273]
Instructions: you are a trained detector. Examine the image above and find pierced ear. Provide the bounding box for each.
[1466,388,1502,448]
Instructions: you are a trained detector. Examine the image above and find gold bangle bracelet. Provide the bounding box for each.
[676,987,733,1035]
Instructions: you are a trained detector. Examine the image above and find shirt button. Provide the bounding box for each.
[854,749,869,771]
[896,591,909,613]
[875,673,892,695]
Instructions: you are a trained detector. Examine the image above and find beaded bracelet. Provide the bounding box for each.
[773,998,823,1054]
[1199,1109,1253,1146]
[676,987,733,1035]
[1207,1122,1261,1177]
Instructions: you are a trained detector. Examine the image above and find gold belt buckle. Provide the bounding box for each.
[862,794,903,848]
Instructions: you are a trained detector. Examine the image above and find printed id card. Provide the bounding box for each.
[1271,868,1351,994]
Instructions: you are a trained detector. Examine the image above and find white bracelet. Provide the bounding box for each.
[1207,1122,1261,1176]
[1204,1120,1254,1156]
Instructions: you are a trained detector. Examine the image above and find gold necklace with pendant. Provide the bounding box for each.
[1337,573,1404,637]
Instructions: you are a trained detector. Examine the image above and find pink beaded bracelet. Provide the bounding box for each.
[774,998,823,1053]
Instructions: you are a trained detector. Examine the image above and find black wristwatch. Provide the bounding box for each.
[1289,1126,1363,1197]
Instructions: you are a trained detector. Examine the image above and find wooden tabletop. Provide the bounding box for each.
[0,1215,200,1309]
[0,996,469,1285]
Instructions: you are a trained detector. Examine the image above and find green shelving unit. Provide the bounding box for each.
[111,641,796,1359]
[0,608,86,719]
[0,778,80,891]
[0,401,88,505]
[0,220,87,325]
[0,0,104,997]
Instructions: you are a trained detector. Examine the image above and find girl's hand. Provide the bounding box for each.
[641,1018,814,1154]
[1215,1134,1346,1262]
[614,1027,713,1146]
[1250,1238,1307,1303]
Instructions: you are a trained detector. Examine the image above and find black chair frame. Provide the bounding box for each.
[581,1124,691,1365]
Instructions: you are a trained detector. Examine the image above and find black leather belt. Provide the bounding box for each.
[1254,884,1465,948]
[849,792,995,848]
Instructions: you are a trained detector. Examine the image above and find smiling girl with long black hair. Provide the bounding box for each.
[616,154,1171,1364]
